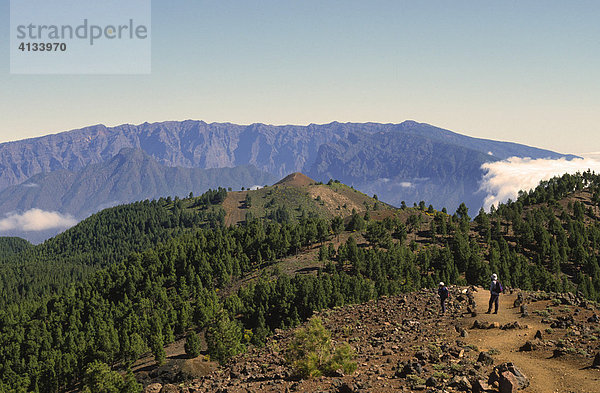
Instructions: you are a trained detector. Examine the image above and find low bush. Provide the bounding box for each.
[286,317,357,378]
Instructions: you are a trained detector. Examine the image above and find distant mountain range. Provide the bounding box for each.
[0,148,277,242]
[0,120,577,241]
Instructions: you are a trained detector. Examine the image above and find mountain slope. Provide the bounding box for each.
[0,187,228,305]
[1,171,600,392]
[222,173,388,226]
[0,148,277,241]
[308,129,495,209]
[0,120,577,215]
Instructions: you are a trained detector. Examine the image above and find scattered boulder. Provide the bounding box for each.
[467,306,477,317]
[414,350,429,361]
[450,375,472,391]
[395,360,422,378]
[425,376,439,387]
[520,304,528,317]
[534,330,543,340]
[588,314,599,323]
[472,320,490,329]
[488,363,529,391]
[519,339,542,352]
[593,352,600,369]
[552,348,568,358]
[499,370,520,393]
[500,321,523,330]
[337,382,357,393]
[513,293,524,308]
[448,346,465,358]
[473,379,495,393]
[477,351,494,366]
[550,315,574,329]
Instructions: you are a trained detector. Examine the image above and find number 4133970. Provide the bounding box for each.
[18,42,66,51]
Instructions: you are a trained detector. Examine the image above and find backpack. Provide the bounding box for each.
[439,286,449,299]
[495,281,503,293]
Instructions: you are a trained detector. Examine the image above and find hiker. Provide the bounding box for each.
[486,273,503,314]
[438,282,449,314]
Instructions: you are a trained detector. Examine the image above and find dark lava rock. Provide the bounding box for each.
[489,362,529,390]
[520,304,529,317]
[519,339,542,352]
[550,315,574,329]
[338,382,357,393]
[450,375,472,391]
[395,360,423,378]
[592,352,600,368]
[477,351,494,366]
[501,321,523,330]
[425,376,439,387]
[473,379,495,393]
[472,320,490,329]
[448,346,465,358]
[534,330,543,340]
[514,292,524,308]
[467,306,477,317]
[588,314,599,323]
[552,348,568,358]
[414,350,429,361]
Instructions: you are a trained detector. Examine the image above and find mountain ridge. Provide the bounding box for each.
[0,148,278,242]
[0,120,580,235]
[0,120,577,190]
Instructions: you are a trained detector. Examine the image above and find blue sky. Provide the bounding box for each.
[1,0,599,154]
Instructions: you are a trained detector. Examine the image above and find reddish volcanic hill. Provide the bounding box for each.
[275,172,316,187]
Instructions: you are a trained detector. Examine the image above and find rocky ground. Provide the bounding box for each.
[143,287,600,393]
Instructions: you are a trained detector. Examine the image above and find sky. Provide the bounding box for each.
[1,0,599,155]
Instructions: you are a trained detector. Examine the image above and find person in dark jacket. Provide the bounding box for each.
[438,282,449,314]
[486,273,502,314]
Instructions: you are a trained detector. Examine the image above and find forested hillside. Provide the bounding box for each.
[0,188,227,305]
[0,237,32,260]
[1,171,600,392]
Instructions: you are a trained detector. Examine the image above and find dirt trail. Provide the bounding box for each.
[223,191,247,226]
[460,288,600,393]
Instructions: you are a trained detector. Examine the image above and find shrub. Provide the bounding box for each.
[286,317,356,378]
[81,361,141,393]
[185,331,202,358]
[206,309,245,364]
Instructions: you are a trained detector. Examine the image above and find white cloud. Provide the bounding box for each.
[399,182,414,188]
[22,183,39,188]
[0,209,78,232]
[480,157,600,210]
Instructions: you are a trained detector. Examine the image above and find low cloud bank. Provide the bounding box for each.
[480,157,600,210]
[0,209,78,232]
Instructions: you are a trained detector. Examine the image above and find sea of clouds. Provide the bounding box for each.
[480,155,600,210]
[0,208,78,232]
